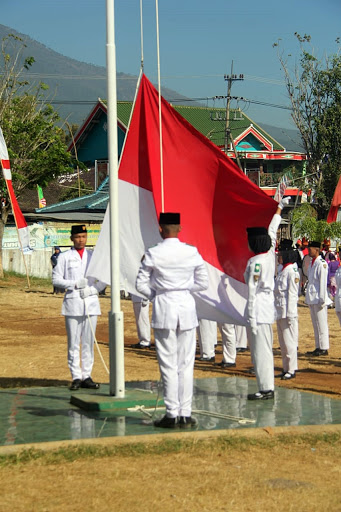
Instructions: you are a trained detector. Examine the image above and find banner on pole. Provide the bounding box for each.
[0,126,33,253]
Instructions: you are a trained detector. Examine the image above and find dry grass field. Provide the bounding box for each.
[1,273,341,512]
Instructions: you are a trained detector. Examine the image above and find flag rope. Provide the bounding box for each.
[155,0,164,212]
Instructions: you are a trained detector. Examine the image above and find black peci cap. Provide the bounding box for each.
[159,212,180,225]
[308,241,321,248]
[246,227,267,236]
[71,224,87,235]
[278,239,293,251]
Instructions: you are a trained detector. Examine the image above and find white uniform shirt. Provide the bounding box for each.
[274,263,299,320]
[305,255,331,306]
[244,213,281,325]
[136,238,208,330]
[334,266,341,312]
[52,247,103,316]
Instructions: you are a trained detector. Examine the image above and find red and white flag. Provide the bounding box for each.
[0,126,32,253]
[87,75,277,324]
[327,174,341,223]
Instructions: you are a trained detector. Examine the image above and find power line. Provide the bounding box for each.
[46,96,292,111]
[4,72,286,86]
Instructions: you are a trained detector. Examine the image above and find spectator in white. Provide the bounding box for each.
[52,224,106,390]
[305,241,332,356]
[334,265,341,326]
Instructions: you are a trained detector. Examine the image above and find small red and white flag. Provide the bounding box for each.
[87,75,277,324]
[0,126,32,253]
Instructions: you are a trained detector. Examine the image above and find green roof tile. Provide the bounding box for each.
[117,102,284,151]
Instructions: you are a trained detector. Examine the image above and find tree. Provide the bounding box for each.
[274,34,341,219]
[291,203,341,243]
[0,34,76,277]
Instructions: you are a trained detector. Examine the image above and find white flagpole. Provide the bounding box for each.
[106,0,125,397]
[155,0,164,212]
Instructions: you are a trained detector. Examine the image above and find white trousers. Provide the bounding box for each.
[277,317,298,373]
[309,304,329,350]
[197,319,216,358]
[235,325,248,348]
[249,323,274,392]
[218,323,237,363]
[154,327,196,418]
[132,300,151,346]
[65,315,97,380]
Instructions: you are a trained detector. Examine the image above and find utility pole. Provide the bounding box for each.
[224,61,244,171]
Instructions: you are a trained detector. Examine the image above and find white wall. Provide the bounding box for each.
[3,249,53,278]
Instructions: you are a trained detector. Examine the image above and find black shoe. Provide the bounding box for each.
[81,377,100,389]
[248,390,274,401]
[131,342,151,349]
[198,356,215,362]
[70,379,81,391]
[275,371,286,379]
[281,372,296,380]
[316,349,328,356]
[236,348,247,353]
[306,348,328,356]
[179,416,198,429]
[305,348,320,356]
[153,415,178,429]
[216,361,236,368]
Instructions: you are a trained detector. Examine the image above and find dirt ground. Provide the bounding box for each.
[1,274,341,395]
[1,274,341,511]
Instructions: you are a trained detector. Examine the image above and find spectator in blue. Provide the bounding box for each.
[51,246,64,294]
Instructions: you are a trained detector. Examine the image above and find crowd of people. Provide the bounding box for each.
[51,206,341,429]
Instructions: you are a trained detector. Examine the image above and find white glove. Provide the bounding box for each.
[278,196,291,209]
[141,298,149,307]
[287,317,294,326]
[80,285,99,299]
[319,298,326,307]
[249,319,258,336]
[76,277,88,289]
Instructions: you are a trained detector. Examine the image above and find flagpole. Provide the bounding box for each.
[2,168,30,289]
[106,0,125,397]
[155,0,164,212]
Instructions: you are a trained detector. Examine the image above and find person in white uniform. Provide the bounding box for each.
[136,212,208,429]
[52,224,105,390]
[334,265,341,325]
[216,323,237,368]
[274,240,299,380]
[305,241,331,356]
[197,319,217,361]
[130,294,152,348]
[244,199,287,400]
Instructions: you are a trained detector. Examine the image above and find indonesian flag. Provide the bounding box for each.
[87,75,277,324]
[327,174,341,223]
[37,185,47,208]
[0,126,32,253]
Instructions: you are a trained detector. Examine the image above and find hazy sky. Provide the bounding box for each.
[1,0,340,128]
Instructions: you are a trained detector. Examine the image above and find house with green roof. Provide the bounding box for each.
[35,98,306,220]
[68,99,305,191]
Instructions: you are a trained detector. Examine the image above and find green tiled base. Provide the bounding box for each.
[70,389,164,411]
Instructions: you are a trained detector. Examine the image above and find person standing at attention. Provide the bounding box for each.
[274,240,299,380]
[305,241,331,356]
[244,198,289,400]
[52,225,106,390]
[136,212,208,429]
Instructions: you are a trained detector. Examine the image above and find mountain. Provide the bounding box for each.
[257,123,303,153]
[0,24,195,126]
[0,24,302,151]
